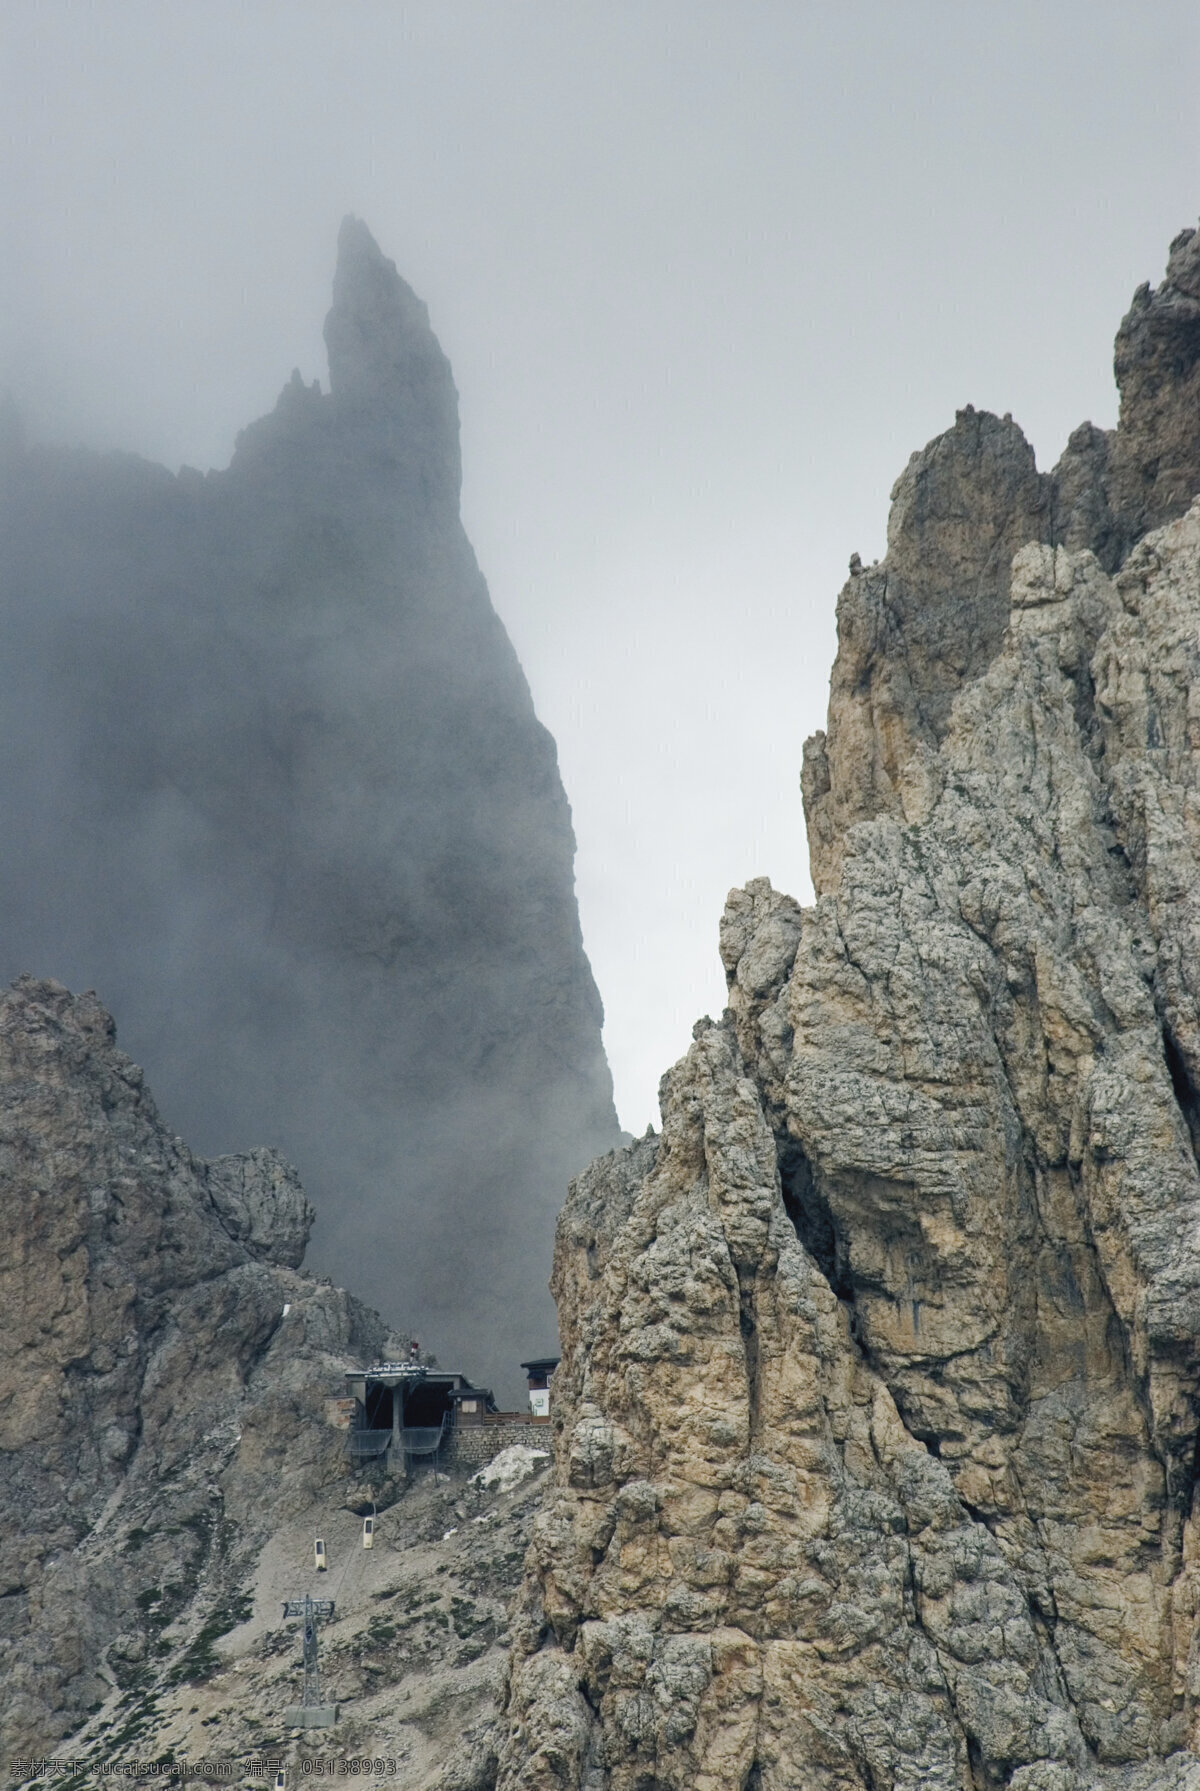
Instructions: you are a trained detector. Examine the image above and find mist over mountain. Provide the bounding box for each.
[0,217,619,1393]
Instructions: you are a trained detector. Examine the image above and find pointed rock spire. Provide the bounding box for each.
[1108,222,1200,544]
[323,216,461,505]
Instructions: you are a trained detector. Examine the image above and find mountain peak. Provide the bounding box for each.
[323,216,459,498]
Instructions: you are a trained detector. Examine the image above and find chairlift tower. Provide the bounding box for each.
[281,1594,337,1729]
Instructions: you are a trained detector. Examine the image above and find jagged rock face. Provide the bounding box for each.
[1051,225,1200,572]
[1102,227,1200,559]
[803,408,1050,893]
[502,231,1200,1789]
[0,977,388,1768]
[805,228,1200,898]
[0,217,618,1384]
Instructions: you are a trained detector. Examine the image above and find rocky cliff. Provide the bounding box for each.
[0,976,542,1785]
[0,975,380,1764]
[500,228,1200,1788]
[0,218,619,1387]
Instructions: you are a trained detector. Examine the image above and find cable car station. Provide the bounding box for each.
[342,1355,557,1475]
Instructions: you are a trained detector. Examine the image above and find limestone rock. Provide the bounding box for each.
[0,974,547,1788]
[804,407,1053,893]
[0,976,386,1767]
[502,228,1200,1788]
[1106,226,1200,556]
[205,1147,314,1268]
[805,227,1200,898]
[1050,226,1200,576]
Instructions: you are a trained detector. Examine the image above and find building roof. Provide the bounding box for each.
[520,1357,561,1374]
[346,1365,472,1389]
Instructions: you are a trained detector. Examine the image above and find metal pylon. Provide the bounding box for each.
[281,1595,335,1707]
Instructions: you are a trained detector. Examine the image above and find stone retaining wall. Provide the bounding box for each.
[445,1421,553,1469]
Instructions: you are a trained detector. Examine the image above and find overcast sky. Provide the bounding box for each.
[4,2,1198,1135]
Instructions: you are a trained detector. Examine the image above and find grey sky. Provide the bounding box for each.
[4,1,1198,1133]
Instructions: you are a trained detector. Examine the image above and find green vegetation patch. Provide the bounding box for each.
[165,1588,255,1687]
[449,1596,490,1639]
